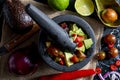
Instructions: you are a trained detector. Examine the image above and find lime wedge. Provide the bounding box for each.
[75,0,94,16]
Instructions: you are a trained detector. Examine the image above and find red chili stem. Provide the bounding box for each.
[39,69,95,80]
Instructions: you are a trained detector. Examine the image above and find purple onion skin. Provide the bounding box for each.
[8,45,39,75]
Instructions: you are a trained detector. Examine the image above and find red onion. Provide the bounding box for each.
[98,74,105,80]
[103,72,110,78]
[8,47,39,75]
[103,71,120,79]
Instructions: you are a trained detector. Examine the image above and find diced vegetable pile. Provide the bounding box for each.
[45,22,93,66]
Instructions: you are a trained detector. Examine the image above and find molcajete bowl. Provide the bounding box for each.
[38,14,96,72]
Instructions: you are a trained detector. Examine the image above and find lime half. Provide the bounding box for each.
[75,0,94,16]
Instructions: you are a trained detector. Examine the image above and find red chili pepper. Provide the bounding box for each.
[39,69,95,80]
[110,64,117,71]
[115,60,120,67]
[96,67,102,74]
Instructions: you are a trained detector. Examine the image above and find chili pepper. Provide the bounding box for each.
[96,67,105,80]
[115,60,120,67]
[110,64,117,71]
[96,67,102,74]
[39,69,95,80]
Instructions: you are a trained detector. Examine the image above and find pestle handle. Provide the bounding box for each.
[25,4,76,52]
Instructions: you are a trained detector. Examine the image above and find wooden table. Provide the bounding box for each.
[0,0,105,80]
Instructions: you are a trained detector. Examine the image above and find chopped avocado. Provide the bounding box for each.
[70,24,86,36]
[84,38,93,49]
[76,28,86,36]
[71,24,79,31]
[69,30,74,36]
[76,44,85,52]
[64,52,73,67]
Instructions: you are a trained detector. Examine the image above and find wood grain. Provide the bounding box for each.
[0,0,104,80]
[4,23,40,52]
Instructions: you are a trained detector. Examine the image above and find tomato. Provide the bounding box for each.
[72,34,77,37]
[59,58,65,65]
[70,55,79,63]
[60,22,68,29]
[110,64,117,71]
[97,51,106,60]
[101,8,118,23]
[115,60,120,67]
[75,50,86,60]
[47,46,59,57]
[104,34,116,48]
[77,42,83,47]
[58,51,65,58]
[108,47,119,58]
[74,36,84,43]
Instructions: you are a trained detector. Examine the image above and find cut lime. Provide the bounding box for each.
[75,0,94,16]
[48,0,69,11]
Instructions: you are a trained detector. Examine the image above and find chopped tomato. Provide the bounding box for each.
[60,22,68,29]
[70,55,79,63]
[110,64,117,71]
[115,60,120,66]
[75,50,86,60]
[58,52,65,58]
[59,59,65,65]
[77,42,83,47]
[72,34,77,37]
[47,46,59,57]
[74,36,84,43]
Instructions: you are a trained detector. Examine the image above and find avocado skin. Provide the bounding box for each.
[3,0,33,34]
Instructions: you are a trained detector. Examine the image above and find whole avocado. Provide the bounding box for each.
[3,0,33,34]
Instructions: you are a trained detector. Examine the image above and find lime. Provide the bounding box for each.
[75,0,94,16]
[48,0,69,11]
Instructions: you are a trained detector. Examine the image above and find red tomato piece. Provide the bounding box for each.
[60,22,68,29]
[47,46,59,57]
[70,55,79,63]
[58,52,65,58]
[110,64,117,71]
[72,34,77,37]
[96,67,102,74]
[59,59,65,65]
[77,42,83,47]
[74,36,84,43]
[115,60,120,67]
